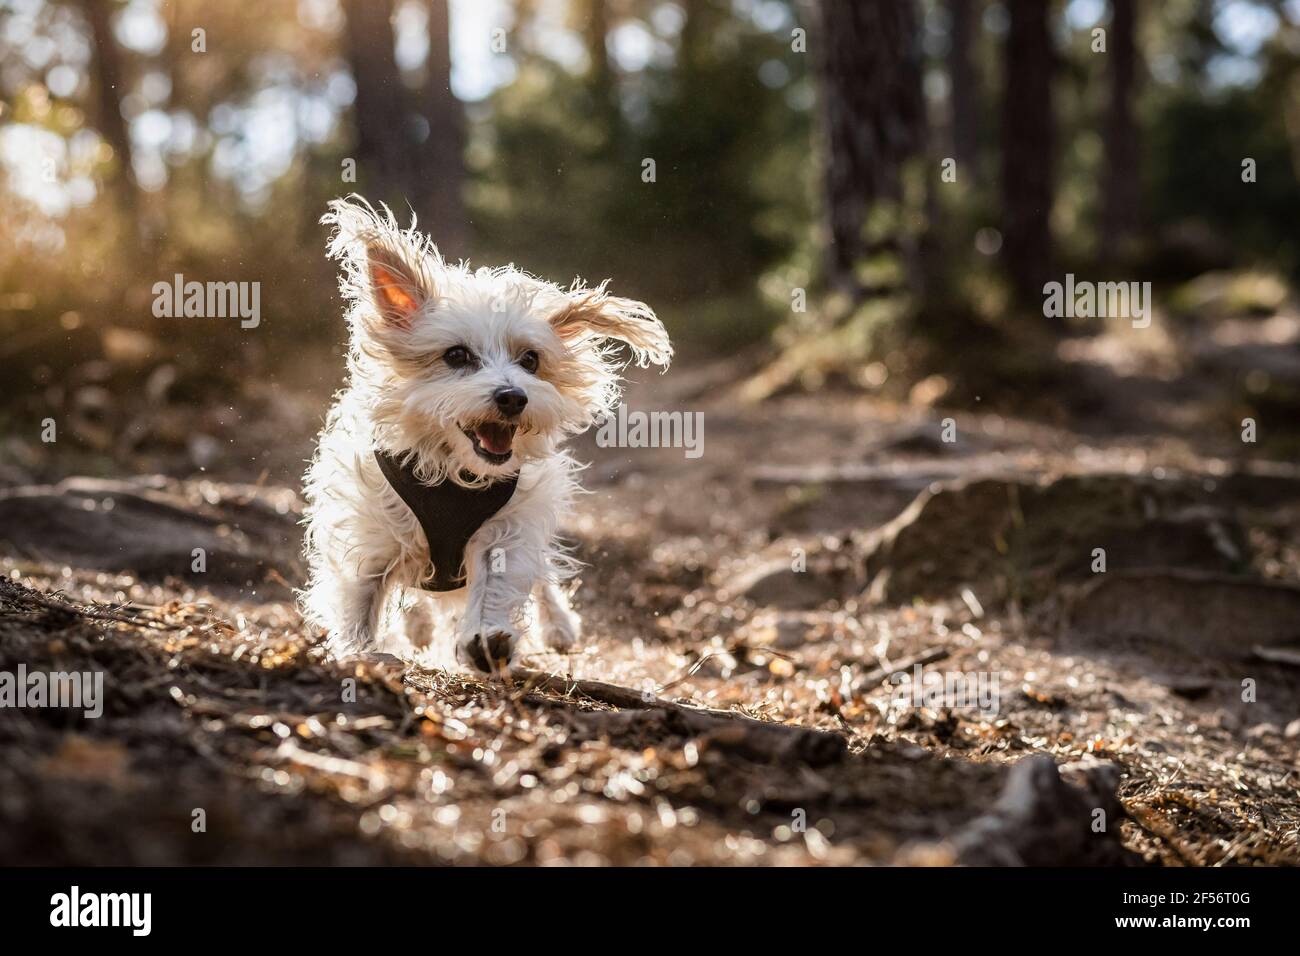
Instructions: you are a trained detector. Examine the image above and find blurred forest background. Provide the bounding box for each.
[1,0,1299,473]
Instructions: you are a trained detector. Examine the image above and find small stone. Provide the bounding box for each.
[773,616,812,649]
[733,559,844,610]
[1245,723,1280,740]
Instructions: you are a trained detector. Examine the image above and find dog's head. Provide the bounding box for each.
[322,195,671,483]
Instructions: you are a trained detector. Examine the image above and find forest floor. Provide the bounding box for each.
[2,304,1300,865]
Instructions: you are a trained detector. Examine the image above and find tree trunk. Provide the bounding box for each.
[416,0,467,252]
[1102,0,1140,256]
[811,0,925,293]
[80,0,139,216]
[584,0,614,97]
[340,0,413,211]
[947,0,980,175]
[1000,0,1055,309]
[679,0,724,78]
[583,0,619,143]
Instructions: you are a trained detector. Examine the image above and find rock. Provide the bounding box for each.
[730,557,854,610]
[1067,570,1300,658]
[746,611,817,649]
[773,615,813,649]
[861,472,1248,607]
[952,755,1139,866]
[0,476,302,599]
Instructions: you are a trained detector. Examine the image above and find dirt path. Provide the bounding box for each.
[2,357,1298,865]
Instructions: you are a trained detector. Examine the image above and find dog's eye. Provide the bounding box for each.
[444,346,475,369]
[518,349,540,374]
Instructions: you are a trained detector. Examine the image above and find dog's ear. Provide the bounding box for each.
[550,284,672,369]
[322,195,437,329]
[364,245,428,328]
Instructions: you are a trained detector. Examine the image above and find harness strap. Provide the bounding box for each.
[374,450,519,591]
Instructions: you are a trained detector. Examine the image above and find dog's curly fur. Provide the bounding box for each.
[299,195,671,669]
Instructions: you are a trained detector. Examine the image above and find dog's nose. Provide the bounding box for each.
[493,386,528,418]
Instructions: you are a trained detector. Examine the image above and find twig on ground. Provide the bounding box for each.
[509,667,846,765]
[653,652,721,697]
[854,648,950,694]
[1252,645,1300,667]
[5,585,185,631]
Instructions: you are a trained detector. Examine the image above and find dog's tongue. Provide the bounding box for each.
[475,422,515,455]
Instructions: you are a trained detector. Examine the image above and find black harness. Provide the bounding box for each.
[374,450,518,591]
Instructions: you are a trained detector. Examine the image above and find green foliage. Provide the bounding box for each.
[1147,87,1300,276]
[469,0,812,346]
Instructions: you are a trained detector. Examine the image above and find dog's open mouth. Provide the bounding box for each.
[463,421,517,464]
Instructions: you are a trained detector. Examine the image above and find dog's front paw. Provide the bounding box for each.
[455,628,519,674]
[543,607,581,652]
[323,623,375,659]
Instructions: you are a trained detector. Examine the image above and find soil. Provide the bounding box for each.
[1,340,1298,866]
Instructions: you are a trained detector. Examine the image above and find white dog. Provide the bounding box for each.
[300,196,671,670]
